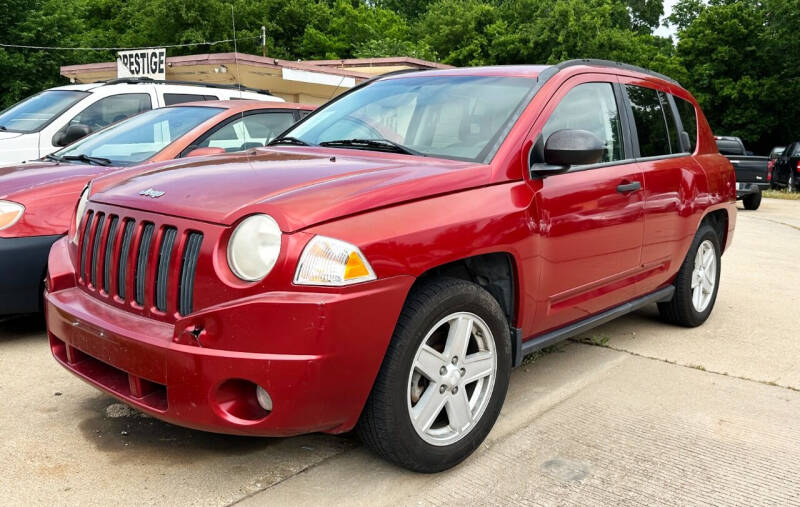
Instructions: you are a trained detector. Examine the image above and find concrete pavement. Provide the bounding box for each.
[2,198,799,506]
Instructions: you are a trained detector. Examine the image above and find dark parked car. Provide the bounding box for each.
[715,136,769,210]
[772,141,800,191]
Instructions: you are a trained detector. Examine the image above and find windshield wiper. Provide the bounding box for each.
[268,136,314,147]
[62,154,112,166]
[43,153,64,163]
[319,138,423,156]
[0,125,6,131]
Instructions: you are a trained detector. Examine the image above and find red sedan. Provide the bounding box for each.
[46,61,736,472]
[0,100,313,315]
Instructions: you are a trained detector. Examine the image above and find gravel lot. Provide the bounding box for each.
[2,198,799,506]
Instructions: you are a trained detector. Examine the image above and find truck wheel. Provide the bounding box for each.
[357,277,511,472]
[658,224,721,327]
[742,188,761,210]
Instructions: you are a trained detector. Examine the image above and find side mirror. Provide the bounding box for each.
[56,124,92,147]
[544,129,605,166]
[186,147,226,158]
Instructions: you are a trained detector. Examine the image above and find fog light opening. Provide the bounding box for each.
[256,385,273,412]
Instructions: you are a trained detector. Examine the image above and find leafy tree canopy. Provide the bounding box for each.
[1,0,798,153]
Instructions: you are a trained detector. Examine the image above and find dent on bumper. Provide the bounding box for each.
[45,274,414,436]
[0,235,62,315]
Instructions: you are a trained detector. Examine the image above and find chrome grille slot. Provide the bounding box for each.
[117,219,135,300]
[89,213,105,287]
[155,227,177,312]
[179,232,203,316]
[102,216,119,293]
[79,211,94,281]
[135,223,155,306]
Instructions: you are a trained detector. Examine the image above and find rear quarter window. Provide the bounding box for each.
[673,96,698,152]
[626,85,671,158]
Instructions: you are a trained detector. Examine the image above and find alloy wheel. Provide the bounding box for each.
[691,239,717,312]
[406,312,497,446]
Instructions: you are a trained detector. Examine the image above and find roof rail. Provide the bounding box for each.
[100,77,273,96]
[552,59,680,85]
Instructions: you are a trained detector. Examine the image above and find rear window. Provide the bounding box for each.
[164,93,218,106]
[626,85,671,158]
[673,97,697,152]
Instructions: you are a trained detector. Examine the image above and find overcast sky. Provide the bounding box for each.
[654,0,679,38]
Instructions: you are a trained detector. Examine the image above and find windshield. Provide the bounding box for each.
[56,106,223,166]
[282,75,537,162]
[0,90,88,133]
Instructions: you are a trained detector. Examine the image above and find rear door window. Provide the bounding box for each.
[541,82,624,163]
[196,111,297,152]
[673,96,697,152]
[626,85,671,158]
[164,93,218,105]
[67,93,152,133]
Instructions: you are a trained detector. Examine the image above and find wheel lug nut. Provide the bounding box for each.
[451,356,458,365]
[451,386,458,394]
[460,368,466,376]
[439,385,447,394]
[439,366,447,376]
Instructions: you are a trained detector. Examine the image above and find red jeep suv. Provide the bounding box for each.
[45,60,736,472]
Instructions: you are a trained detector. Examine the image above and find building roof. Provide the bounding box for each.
[302,56,452,70]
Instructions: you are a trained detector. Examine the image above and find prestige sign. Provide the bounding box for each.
[116,48,166,80]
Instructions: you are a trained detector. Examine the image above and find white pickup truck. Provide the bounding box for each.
[0,79,282,165]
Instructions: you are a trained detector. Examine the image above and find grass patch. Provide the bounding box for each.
[520,344,564,366]
[577,334,610,347]
[763,189,800,200]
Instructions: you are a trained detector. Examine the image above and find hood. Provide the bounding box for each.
[92,148,491,232]
[0,161,115,200]
[0,131,24,141]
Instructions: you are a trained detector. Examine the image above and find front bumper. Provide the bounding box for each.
[46,242,414,436]
[0,235,62,315]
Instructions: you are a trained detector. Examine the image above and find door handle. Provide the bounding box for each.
[616,181,641,193]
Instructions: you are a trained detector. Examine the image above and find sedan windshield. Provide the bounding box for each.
[55,106,223,166]
[280,75,537,162]
[0,90,88,133]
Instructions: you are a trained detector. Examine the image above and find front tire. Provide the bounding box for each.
[658,224,722,327]
[357,278,511,473]
[742,188,761,210]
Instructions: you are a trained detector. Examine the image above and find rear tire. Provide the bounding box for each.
[742,188,761,210]
[357,277,511,473]
[658,224,722,327]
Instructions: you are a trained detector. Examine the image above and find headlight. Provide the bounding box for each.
[227,214,282,281]
[0,200,24,231]
[294,235,376,286]
[72,185,90,243]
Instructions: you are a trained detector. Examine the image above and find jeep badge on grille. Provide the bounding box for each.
[139,188,165,198]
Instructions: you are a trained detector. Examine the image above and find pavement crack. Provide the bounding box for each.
[571,338,800,393]
[225,445,354,506]
[747,215,800,232]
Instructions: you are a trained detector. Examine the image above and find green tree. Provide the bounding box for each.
[675,0,800,153]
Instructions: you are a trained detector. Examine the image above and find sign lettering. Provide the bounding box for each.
[116,49,166,80]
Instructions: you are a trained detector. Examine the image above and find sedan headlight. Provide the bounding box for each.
[228,214,282,281]
[72,185,90,243]
[294,235,376,286]
[0,200,24,231]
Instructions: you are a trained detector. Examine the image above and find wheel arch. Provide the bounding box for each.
[700,207,730,253]
[411,251,524,365]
